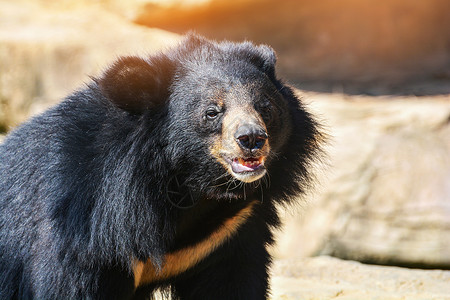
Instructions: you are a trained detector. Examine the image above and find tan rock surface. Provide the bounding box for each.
[275,93,450,268]
[270,256,450,300]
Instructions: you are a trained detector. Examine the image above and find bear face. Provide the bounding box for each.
[169,52,289,184]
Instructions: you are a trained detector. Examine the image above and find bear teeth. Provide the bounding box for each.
[230,157,266,175]
[236,157,263,168]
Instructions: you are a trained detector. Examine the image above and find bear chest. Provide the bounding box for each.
[133,200,258,287]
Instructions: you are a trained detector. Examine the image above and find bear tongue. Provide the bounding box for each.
[231,158,262,173]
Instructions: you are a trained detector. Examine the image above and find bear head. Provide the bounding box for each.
[97,34,320,203]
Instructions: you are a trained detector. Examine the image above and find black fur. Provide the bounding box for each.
[0,35,322,299]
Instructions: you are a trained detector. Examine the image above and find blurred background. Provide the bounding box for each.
[1,0,449,298]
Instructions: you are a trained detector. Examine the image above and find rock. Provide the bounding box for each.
[270,256,450,300]
[0,0,179,130]
[274,93,450,268]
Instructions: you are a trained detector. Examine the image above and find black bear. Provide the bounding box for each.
[0,34,322,299]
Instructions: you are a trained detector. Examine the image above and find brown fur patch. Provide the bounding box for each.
[133,200,258,288]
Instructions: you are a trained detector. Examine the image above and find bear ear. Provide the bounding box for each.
[98,56,174,114]
[234,43,277,78]
[255,44,277,76]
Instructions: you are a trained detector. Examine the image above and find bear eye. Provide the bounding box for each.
[205,107,221,120]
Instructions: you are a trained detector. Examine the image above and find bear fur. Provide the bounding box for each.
[0,35,322,299]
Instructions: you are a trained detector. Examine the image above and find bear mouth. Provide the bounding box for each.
[223,156,267,183]
[230,157,265,173]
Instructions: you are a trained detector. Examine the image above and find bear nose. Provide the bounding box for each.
[234,124,268,151]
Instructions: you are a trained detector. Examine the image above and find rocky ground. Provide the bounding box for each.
[270,256,450,300]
